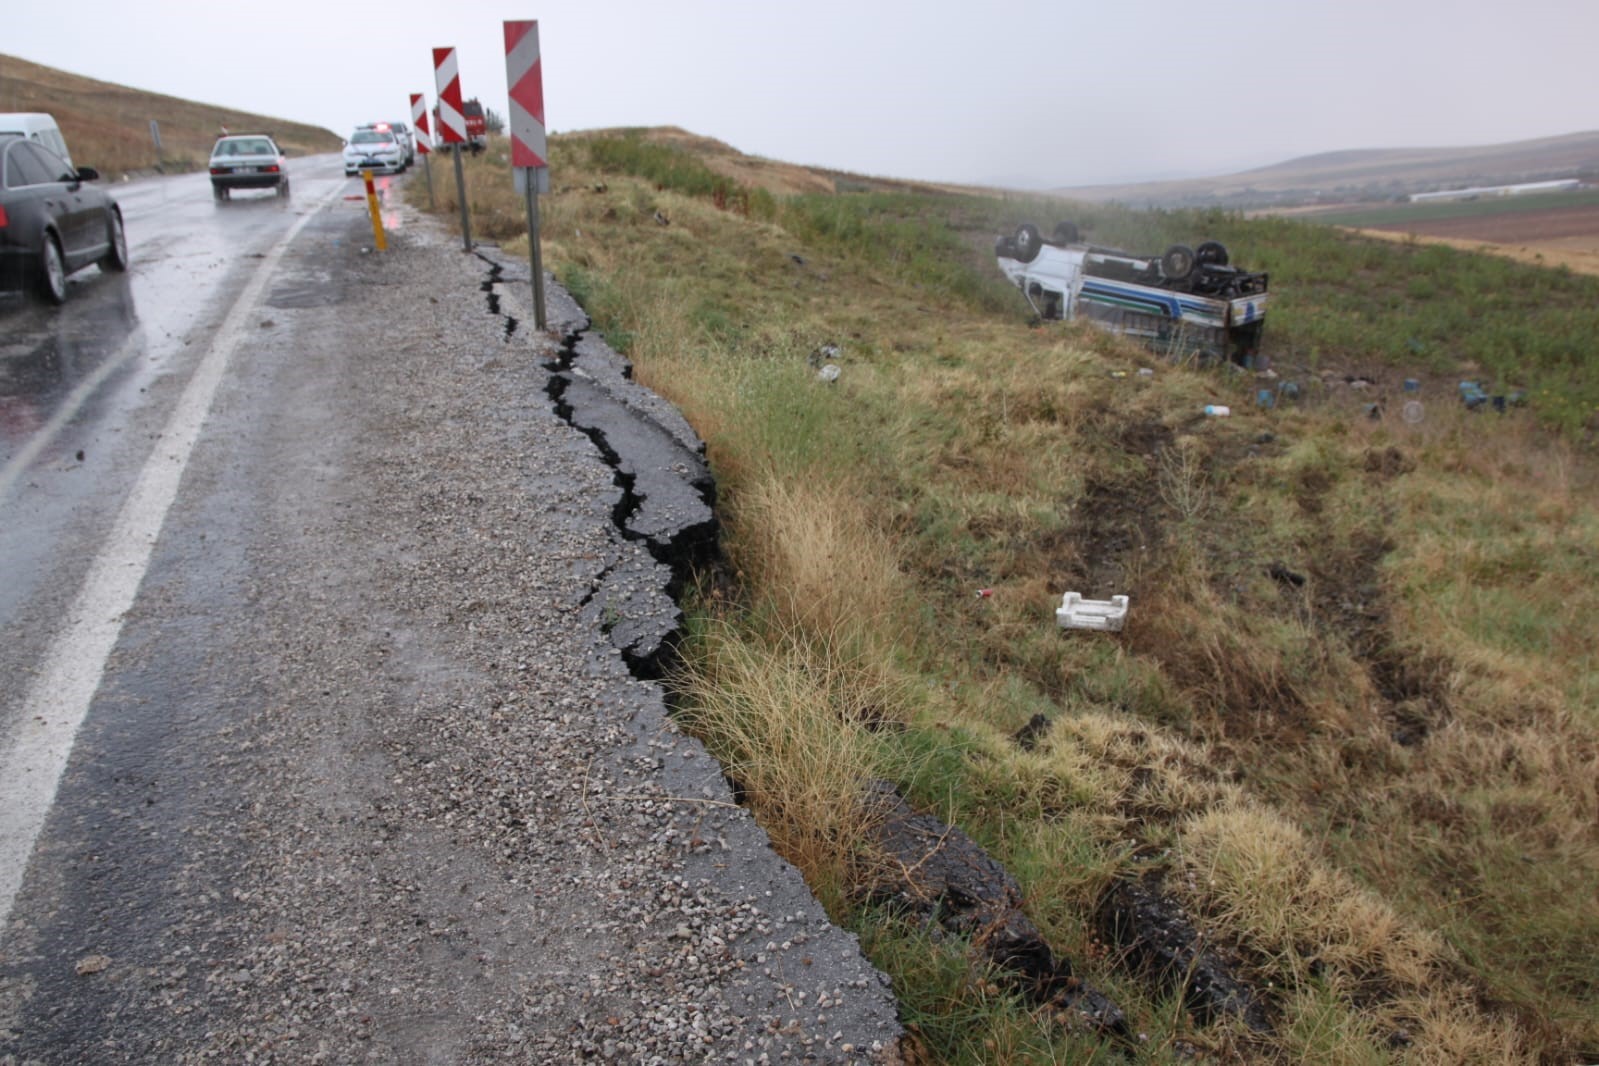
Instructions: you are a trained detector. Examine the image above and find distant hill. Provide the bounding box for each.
[1056,130,1599,209]
[0,53,341,177]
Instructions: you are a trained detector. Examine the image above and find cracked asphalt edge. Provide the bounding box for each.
[460,236,909,1061]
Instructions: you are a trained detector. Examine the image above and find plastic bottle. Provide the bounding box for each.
[1203,404,1231,417]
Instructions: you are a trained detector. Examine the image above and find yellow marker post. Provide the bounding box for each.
[361,169,387,252]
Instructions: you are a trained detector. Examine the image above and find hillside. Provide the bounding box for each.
[0,52,341,176]
[416,130,1599,1064]
[1059,129,1599,208]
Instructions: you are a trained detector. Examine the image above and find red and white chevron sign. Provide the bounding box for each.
[409,93,431,155]
[433,47,466,145]
[503,20,547,170]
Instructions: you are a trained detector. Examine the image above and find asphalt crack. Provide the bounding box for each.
[474,254,717,678]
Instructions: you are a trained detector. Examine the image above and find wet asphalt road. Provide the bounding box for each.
[0,151,386,1039]
[0,156,901,1062]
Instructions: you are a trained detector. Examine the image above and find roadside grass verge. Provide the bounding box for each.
[412,130,1599,1063]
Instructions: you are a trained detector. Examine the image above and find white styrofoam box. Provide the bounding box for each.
[1056,592,1129,632]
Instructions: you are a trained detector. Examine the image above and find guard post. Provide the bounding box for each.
[504,19,549,331]
[361,169,387,252]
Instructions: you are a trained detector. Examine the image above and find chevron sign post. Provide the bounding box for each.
[409,93,435,210]
[409,94,431,155]
[505,21,548,191]
[433,46,472,250]
[433,48,466,144]
[505,19,548,329]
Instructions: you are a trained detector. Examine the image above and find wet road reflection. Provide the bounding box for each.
[0,277,140,465]
[0,156,348,493]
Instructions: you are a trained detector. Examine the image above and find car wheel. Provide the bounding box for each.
[37,233,68,305]
[100,209,130,272]
[1051,221,1080,246]
[1195,240,1229,267]
[213,184,228,202]
[278,178,291,199]
[1013,224,1043,264]
[1160,244,1195,281]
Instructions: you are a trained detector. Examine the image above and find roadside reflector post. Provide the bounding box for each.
[410,93,435,211]
[433,47,473,252]
[504,20,549,330]
[361,169,387,252]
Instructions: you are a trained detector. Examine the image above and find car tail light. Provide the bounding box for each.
[0,205,8,228]
[210,166,227,175]
[264,164,280,173]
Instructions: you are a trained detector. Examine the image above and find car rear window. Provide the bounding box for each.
[215,138,275,157]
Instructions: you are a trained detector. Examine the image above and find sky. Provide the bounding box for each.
[4,0,1597,188]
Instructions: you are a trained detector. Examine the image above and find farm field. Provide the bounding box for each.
[1288,190,1599,276]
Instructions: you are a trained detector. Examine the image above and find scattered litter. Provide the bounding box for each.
[1137,367,1154,378]
[1402,400,1425,424]
[808,343,841,367]
[1363,402,1383,420]
[1403,378,1420,392]
[653,210,670,226]
[1267,563,1306,588]
[1459,381,1488,409]
[817,364,841,382]
[1110,370,1128,379]
[975,588,993,599]
[1057,592,1129,632]
[1203,404,1230,417]
[1279,382,1301,402]
[1255,389,1275,408]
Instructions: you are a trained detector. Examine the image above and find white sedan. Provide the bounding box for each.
[343,129,405,176]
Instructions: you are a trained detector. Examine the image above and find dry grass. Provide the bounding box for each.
[673,617,906,906]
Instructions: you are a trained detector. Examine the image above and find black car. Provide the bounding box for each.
[0,134,127,304]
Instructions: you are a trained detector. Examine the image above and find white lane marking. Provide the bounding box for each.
[0,183,344,925]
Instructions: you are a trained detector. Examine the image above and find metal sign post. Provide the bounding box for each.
[410,93,435,211]
[433,47,473,251]
[504,20,549,331]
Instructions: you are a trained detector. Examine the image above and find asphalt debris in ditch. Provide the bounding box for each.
[859,780,1128,1037]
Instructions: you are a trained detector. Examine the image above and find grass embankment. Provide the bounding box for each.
[415,132,1599,1064]
[0,52,341,177]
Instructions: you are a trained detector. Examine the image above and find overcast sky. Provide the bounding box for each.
[5,0,1596,187]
